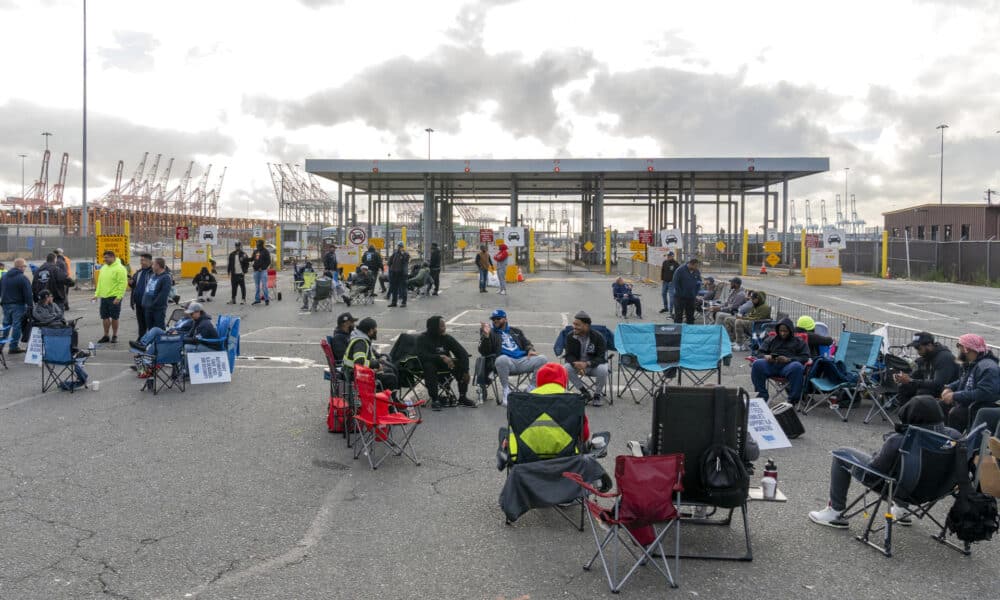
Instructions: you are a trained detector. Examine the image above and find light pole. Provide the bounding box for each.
[844,167,849,230]
[81,0,88,237]
[42,131,52,151]
[424,128,433,160]
[18,153,27,200]
[936,124,948,205]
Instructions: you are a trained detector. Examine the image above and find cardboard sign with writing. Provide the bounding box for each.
[24,327,43,366]
[96,235,130,266]
[746,397,792,450]
[187,352,233,384]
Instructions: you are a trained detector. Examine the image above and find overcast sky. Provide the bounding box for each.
[1,0,998,231]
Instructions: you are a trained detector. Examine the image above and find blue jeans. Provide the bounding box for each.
[253,270,269,302]
[660,281,670,311]
[750,359,805,403]
[479,269,488,291]
[2,303,27,350]
[139,326,166,354]
[668,282,676,312]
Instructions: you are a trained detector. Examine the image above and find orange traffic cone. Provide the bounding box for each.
[516,266,525,282]
[760,260,768,276]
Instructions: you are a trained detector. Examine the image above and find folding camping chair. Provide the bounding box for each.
[295,271,318,301]
[612,288,640,319]
[137,334,187,395]
[800,330,883,421]
[40,328,82,392]
[675,324,732,385]
[564,454,684,593]
[650,385,754,561]
[0,324,11,370]
[266,268,281,301]
[837,424,988,557]
[615,323,678,404]
[166,307,189,329]
[552,324,617,404]
[306,279,334,312]
[321,337,355,446]
[391,333,458,406]
[746,331,811,406]
[351,364,421,469]
[192,314,240,374]
[498,391,611,530]
[474,353,536,405]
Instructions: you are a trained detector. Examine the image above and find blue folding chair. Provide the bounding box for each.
[615,323,676,404]
[141,334,187,395]
[194,314,240,373]
[676,324,733,385]
[0,324,11,370]
[40,327,79,392]
[801,330,883,421]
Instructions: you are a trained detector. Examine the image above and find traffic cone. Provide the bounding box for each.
[760,260,768,276]
[884,267,891,279]
[516,266,525,282]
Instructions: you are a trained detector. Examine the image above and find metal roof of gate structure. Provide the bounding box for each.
[305,157,829,195]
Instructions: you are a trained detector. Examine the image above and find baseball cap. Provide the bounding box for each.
[490,309,507,320]
[55,247,64,253]
[705,276,715,282]
[729,276,742,285]
[337,312,356,326]
[184,302,203,314]
[397,242,404,247]
[667,250,675,256]
[907,331,935,348]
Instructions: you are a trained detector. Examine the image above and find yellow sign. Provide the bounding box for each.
[629,240,646,251]
[249,237,263,249]
[715,241,726,252]
[766,253,780,267]
[632,252,646,261]
[583,241,595,251]
[763,241,782,253]
[371,237,385,250]
[96,235,129,267]
[456,239,468,250]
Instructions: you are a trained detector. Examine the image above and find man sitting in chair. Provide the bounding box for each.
[722,290,771,351]
[32,289,89,359]
[352,265,376,298]
[891,332,958,409]
[794,316,835,359]
[330,312,356,362]
[418,315,474,410]
[705,277,746,324]
[129,302,220,376]
[479,309,547,406]
[941,333,1000,432]
[562,311,610,407]
[750,317,809,406]
[344,317,398,394]
[612,277,642,319]
[301,270,351,310]
[809,396,960,529]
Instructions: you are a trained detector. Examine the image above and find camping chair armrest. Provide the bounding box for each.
[830,450,894,481]
[562,471,618,498]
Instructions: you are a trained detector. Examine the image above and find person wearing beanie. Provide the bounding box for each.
[562,311,609,407]
[809,395,961,528]
[417,315,472,410]
[705,277,746,324]
[344,317,398,393]
[529,362,592,443]
[478,309,547,406]
[387,242,410,307]
[794,315,835,358]
[941,333,1000,431]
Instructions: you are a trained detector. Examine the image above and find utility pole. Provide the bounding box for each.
[936,124,948,205]
[42,131,52,151]
[18,153,27,200]
[81,0,89,237]
[988,188,997,206]
[424,128,433,160]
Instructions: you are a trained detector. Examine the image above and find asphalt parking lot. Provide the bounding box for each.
[1,268,996,599]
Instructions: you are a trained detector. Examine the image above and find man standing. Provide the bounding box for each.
[54,248,71,310]
[659,250,679,314]
[892,332,960,408]
[562,311,610,406]
[418,315,473,410]
[478,309,547,406]
[94,250,128,344]
[129,253,153,340]
[361,245,385,292]
[429,242,442,296]
[323,245,338,280]
[671,257,701,325]
[251,240,271,306]
[750,318,810,405]
[387,242,410,308]
[0,258,33,354]
[32,253,72,307]
[143,258,172,331]
[705,277,747,324]
[475,244,492,293]
[227,242,250,305]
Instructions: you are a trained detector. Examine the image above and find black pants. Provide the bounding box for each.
[135,304,148,340]
[896,380,940,406]
[421,359,469,403]
[378,273,388,292]
[673,296,696,324]
[430,269,441,293]
[198,282,218,298]
[945,402,990,432]
[144,306,166,331]
[230,274,246,302]
[388,271,407,305]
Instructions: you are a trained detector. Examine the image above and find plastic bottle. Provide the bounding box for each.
[761,458,778,500]
[763,458,777,482]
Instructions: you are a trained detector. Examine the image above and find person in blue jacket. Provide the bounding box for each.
[142,258,172,331]
[671,257,701,325]
[0,258,34,353]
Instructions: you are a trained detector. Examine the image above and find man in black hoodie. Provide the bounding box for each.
[227,242,250,305]
[892,331,960,408]
[750,317,809,405]
[417,315,472,410]
[428,242,442,295]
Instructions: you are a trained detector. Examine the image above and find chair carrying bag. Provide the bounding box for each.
[771,402,805,439]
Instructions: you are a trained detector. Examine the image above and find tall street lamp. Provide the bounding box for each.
[424,128,433,160]
[42,131,52,151]
[844,167,850,224]
[81,0,89,237]
[936,124,948,205]
[18,153,27,200]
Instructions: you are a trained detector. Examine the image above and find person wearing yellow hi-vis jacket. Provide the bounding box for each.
[94,250,128,344]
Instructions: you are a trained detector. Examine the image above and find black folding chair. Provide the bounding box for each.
[837,423,988,557]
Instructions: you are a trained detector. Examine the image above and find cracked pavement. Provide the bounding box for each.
[1,269,997,599]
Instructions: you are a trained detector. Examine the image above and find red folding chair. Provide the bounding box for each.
[351,364,421,469]
[564,453,684,593]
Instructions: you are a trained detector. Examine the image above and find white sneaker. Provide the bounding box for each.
[501,384,510,406]
[731,342,741,351]
[808,505,849,529]
[891,504,913,526]
[499,289,507,295]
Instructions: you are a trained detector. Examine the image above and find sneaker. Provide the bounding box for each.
[400,302,406,307]
[432,291,438,296]
[388,303,397,308]
[891,505,913,526]
[808,505,849,529]
[499,289,507,295]
[591,394,603,407]
[431,401,443,411]
[343,295,352,306]
[111,336,118,344]
[129,340,146,351]
[447,397,458,408]
[251,301,261,306]
[458,396,477,408]
[300,305,309,311]
[502,384,511,406]
[98,336,111,344]
[240,300,246,305]
[138,368,156,379]
[227,300,235,305]
[265,300,270,306]
[658,308,668,313]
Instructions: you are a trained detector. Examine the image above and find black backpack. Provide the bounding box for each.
[946,446,1000,543]
[699,387,749,508]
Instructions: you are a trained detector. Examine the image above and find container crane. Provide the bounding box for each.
[804,199,816,232]
[820,198,828,230]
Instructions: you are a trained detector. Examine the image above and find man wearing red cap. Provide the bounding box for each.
[531,362,591,444]
[941,333,1000,431]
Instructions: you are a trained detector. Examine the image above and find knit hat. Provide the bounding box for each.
[573,310,591,324]
[898,395,945,426]
[958,333,987,354]
[796,316,816,331]
[536,362,568,389]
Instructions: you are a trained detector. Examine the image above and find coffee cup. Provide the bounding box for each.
[88,380,100,391]
[761,476,777,500]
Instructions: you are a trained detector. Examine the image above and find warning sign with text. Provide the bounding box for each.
[96,235,130,267]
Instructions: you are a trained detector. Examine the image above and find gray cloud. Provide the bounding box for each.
[243,44,595,148]
[98,30,160,73]
[221,182,277,218]
[0,100,235,193]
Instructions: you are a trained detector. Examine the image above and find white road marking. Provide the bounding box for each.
[0,368,134,410]
[968,321,1000,333]
[446,309,471,325]
[984,301,1000,306]
[561,312,569,326]
[886,303,952,318]
[920,295,968,304]
[827,296,931,320]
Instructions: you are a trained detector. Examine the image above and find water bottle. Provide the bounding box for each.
[761,458,778,500]
[763,458,778,482]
